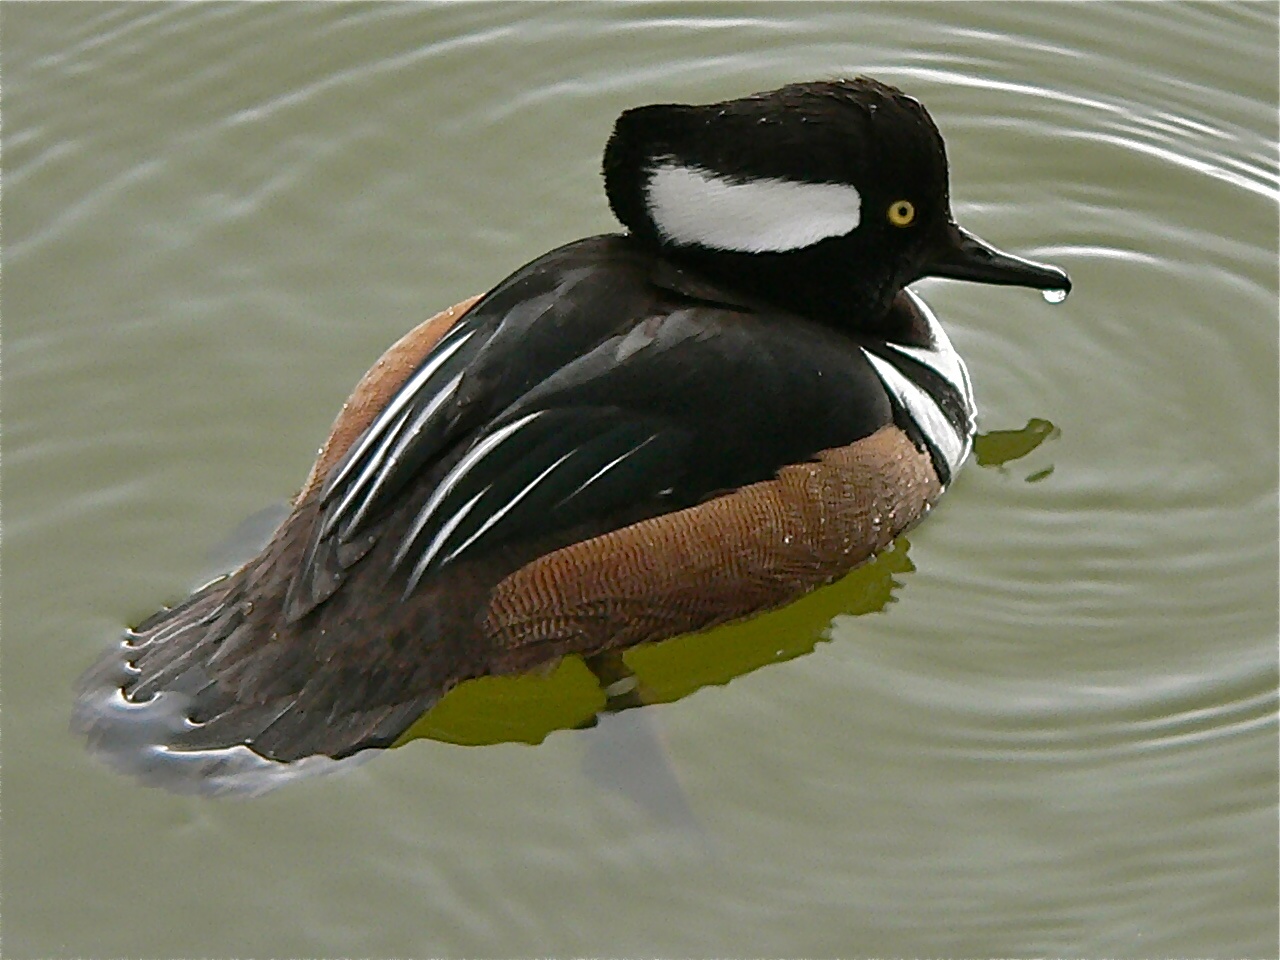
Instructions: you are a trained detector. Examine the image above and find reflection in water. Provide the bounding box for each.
[397,536,918,837]
[580,710,715,850]
[397,538,918,749]
[973,416,1060,480]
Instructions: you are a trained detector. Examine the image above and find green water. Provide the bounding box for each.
[4,3,1277,957]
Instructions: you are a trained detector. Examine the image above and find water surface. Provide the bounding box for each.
[4,3,1277,957]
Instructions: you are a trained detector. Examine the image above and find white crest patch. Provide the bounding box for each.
[645,161,862,253]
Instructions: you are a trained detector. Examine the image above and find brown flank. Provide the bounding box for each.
[485,424,940,661]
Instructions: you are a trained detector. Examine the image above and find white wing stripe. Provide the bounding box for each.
[321,327,477,500]
[890,289,975,405]
[404,486,489,592]
[392,410,546,572]
[321,404,413,537]
[440,448,581,566]
[558,433,659,506]
[334,370,466,537]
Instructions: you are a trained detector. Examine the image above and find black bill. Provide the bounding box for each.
[927,221,1071,296]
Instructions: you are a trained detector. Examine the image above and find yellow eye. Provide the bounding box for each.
[887,200,916,227]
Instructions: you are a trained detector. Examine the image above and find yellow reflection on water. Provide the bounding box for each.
[396,537,917,748]
[973,416,1060,483]
[972,416,1060,468]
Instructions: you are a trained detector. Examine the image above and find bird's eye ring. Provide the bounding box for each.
[887,200,916,227]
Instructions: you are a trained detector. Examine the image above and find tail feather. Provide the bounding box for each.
[72,493,555,795]
[71,625,372,798]
[71,550,442,795]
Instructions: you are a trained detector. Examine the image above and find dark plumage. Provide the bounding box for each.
[73,77,1070,794]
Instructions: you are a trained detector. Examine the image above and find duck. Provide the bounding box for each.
[73,76,1070,794]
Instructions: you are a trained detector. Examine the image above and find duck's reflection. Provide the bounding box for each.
[394,537,917,845]
[395,537,918,748]
[973,417,1060,479]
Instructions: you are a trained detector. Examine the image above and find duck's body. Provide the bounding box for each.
[74,78,1069,792]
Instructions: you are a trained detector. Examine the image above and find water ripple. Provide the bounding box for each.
[6,4,1276,955]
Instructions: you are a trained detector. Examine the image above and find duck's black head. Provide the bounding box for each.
[604,77,1070,326]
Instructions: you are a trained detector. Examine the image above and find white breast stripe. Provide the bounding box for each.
[863,351,969,477]
[646,162,862,253]
[883,291,975,408]
[392,411,546,575]
[883,339,973,404]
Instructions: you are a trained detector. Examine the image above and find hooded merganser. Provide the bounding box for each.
[73,77,1070,793]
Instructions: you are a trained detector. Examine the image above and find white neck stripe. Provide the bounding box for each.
[645,162,862,253]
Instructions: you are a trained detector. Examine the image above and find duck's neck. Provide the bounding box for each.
[655,241,898,333]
